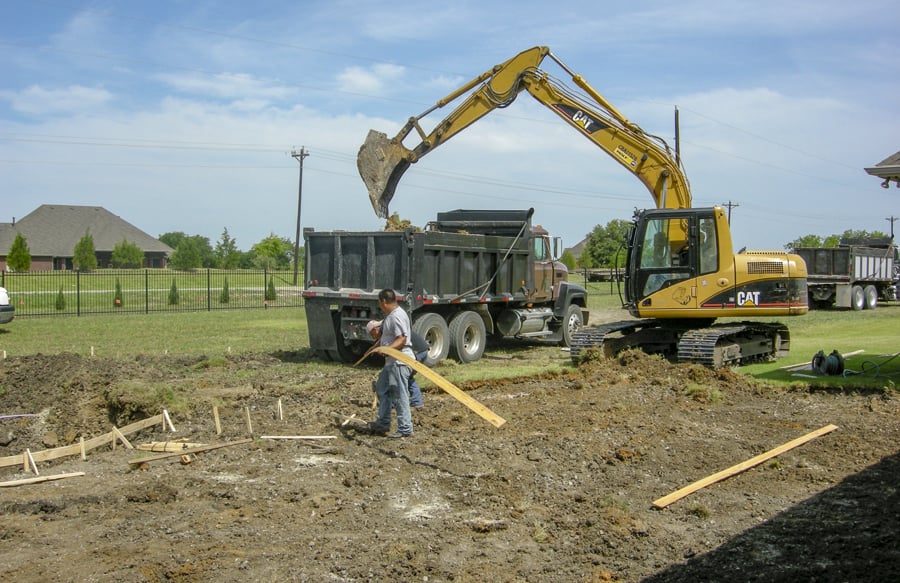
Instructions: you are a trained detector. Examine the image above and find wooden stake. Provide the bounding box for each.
[0,472,85,488]
[368,347,507,428]
[80,437,86,461]
[244,407,253,435]
[162,409,176,432]
[213,406,222,435]
[653,424,839,509]
[25,449,38,474]
[277,399,284,421]
[111,427,134,449]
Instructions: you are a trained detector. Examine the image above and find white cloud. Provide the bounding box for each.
[1,85,114,115]
[155,72,295,101]
[336,63,405,95]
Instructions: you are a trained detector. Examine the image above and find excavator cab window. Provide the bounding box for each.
[636,216,694,296]
[699,217,718,275]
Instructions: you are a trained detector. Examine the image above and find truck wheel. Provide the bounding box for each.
[449,311,486,364]
[850,285,865,311]
[559,303,584,348]
[412,313,450,367]
[864,285,878,310]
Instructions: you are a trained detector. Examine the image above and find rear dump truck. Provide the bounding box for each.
[795,238,898,310]
[302,208,588,365]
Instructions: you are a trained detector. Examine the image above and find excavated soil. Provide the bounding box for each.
[0,346,898,582]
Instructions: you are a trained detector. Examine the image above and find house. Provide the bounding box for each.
[864,151,900,189]
[0,205,173,271]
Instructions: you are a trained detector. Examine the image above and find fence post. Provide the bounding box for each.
[145,270,150,314]
[76,271,81,317]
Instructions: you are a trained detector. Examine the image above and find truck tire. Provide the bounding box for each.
[864,285,878,310]
[449,311,487,364]
[559,303,584,347]
[850,285,865,311]
[412,313,450,367]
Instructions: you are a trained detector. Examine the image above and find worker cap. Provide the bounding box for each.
[366,320,383,334]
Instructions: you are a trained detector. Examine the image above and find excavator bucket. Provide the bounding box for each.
[357,129,412,219]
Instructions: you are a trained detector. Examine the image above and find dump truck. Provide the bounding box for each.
[302,208,588,365]
[794,238,897,310]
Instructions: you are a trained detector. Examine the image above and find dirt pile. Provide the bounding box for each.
[0,349,897,582]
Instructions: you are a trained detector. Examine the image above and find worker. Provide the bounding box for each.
[361,289,415,438]
[367,319,426,409]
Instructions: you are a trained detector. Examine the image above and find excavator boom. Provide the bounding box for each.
[357,46,690,218]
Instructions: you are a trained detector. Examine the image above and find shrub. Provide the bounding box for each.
[265,277,277,301]
[219,277,230,304]
[114,278,123,308]
[55,287,66,311]
[168,279,180,305]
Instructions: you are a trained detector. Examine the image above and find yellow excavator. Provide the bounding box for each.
[357,46,808,367]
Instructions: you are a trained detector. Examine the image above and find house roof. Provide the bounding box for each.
[0,205,173,256]
[864,150,900,186]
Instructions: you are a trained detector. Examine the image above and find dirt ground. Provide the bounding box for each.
[0,339,898,582]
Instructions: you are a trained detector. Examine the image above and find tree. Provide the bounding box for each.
[73,231,98,271]
[559,248,577,271]
[251,233,293,270]
[214,227,241,269]
[581,219,631,269]
[159,232,215,267]
[7,232,31,271]
[110,238,145,268]
[265,276,277,301]
[169,239,203,270]
[784,234,824,250]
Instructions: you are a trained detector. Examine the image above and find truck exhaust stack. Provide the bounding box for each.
[357,129,412,219]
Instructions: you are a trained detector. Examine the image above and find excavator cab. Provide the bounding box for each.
[624,208,720,317]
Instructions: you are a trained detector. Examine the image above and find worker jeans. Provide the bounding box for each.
[372,361,413,435]
[407,350,427,408]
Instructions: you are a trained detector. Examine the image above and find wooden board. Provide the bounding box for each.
[127,438,253,465]
[652,424,839,509]
[371,346,507,428]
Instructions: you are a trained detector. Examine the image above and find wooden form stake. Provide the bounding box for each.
[111,427,134,449]
[162,409,176,432]
[213,406,222,435]
[25,448,38,474]
[653,424,839,509]
[277,399,284,421]
[244,407,253,435]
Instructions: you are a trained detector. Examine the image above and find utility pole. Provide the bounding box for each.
[721,200,740,224]
[291,147,309,286]
[886,216,897,239]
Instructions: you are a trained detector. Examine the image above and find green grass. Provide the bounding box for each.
[0,308,308,359]
[1,286,897,390]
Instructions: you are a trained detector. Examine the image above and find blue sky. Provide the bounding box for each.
[1,0,898,254]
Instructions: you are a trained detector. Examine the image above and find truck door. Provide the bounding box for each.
[532,235,553,302]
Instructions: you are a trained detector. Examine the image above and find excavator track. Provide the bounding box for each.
[571,320,790,369]
[676,322,790,368]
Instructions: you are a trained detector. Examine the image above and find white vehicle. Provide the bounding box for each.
[0,287,14,324]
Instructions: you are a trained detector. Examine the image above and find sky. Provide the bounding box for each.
[1,0,898,255]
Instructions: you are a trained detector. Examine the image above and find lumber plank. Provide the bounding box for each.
[0,472,85,488]
[127,438,253,465]
[370,346,507,428]
[653,424,839,509]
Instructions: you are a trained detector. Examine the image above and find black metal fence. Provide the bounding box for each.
[1,269,304,318]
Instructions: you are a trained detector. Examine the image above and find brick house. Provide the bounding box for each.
[0,205,173,271]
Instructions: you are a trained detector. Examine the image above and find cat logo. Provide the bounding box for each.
[736,291,761,307]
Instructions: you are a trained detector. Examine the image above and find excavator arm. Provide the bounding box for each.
[358,46,690,218]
